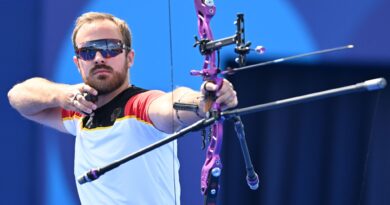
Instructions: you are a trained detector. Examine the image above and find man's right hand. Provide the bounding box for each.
[8,78,98,132]
[62,83,98,115]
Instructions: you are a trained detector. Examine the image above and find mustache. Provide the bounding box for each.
[90,65,113,73]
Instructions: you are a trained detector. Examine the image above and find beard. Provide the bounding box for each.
[85,62,128,95]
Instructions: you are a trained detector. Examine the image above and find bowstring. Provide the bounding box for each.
[167,0,178,205]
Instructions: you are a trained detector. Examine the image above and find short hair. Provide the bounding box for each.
[72,12,132,50]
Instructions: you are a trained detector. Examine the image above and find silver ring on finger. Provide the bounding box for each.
[73,93,81,105]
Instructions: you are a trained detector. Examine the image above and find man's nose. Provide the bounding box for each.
[94,51,106,64]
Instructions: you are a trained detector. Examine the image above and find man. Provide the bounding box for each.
[8,12,237,204]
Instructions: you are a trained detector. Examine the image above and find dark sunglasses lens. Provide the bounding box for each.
[100,49,123,58]
[79,48,97,61]
[77,39,127,60]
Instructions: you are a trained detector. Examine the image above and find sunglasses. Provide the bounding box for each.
[75,39,130,61]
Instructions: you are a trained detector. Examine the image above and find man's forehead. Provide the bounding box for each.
[76,20,121,44]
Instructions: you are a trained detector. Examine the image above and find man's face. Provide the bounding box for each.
[73,20,134,95]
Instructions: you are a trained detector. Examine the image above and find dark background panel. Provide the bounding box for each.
[222,63,390,205]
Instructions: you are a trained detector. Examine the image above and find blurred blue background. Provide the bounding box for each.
[1,0,390,204]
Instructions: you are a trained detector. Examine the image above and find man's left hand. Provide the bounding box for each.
[200,79,238,111]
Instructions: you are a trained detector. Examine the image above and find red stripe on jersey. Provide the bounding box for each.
[61,109,82,119]
[124,90,164,124]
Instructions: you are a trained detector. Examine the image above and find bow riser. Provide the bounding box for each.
[194,1,225,202]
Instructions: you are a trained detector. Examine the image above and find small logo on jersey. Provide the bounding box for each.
[111,108,122,122]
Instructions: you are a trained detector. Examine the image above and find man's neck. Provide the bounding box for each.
[95,83,130,108]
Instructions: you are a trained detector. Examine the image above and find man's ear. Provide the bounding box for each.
[126,49,135,68]
[73,56,81,73]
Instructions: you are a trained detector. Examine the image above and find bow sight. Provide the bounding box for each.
[193,13,264,67]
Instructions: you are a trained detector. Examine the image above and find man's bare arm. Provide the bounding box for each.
[8,77,97,133]
[149,79,237,134]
